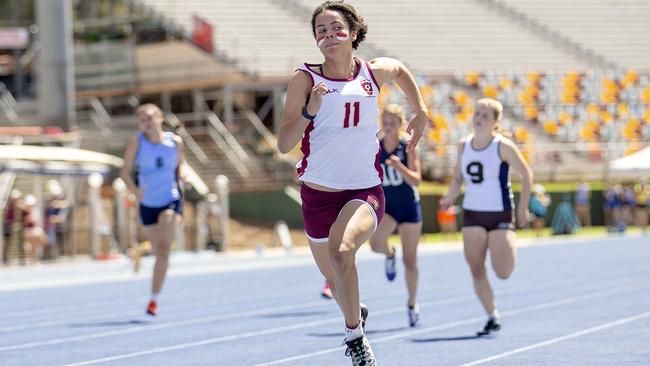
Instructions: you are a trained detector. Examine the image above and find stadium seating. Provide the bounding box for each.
[499,0,650,70]
[137,0,593,78]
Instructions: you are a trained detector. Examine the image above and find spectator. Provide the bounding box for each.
[603,185,618,228]
[530,184,551,236]
[43,180,69,259]
[634,180,649,231]
[574,180,591,227]
[22,194,47,264]
[3,189,22,264]
[622,185,636,225]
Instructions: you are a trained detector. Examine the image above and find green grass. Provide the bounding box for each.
[418,181,608,195]
[388,226,642,245]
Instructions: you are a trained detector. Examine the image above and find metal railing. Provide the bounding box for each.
[165,113,210,165]
[87,97,113,137]
[0,82,18,123]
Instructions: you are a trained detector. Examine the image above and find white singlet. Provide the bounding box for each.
[460,133,514,212]
[295,57,383,189]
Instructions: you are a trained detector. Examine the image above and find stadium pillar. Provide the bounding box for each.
[11,0,24,99]
[223,85,234,125]
[36,0,76,131]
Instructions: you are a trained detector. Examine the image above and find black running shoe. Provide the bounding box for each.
[345,335,376,366]
[360,303,369,330]
[477,317,501,336]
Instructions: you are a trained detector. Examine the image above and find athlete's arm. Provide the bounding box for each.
[386,146,421,186]
[439,140,464,211]
[500,139,533,227]
[174,135,187,185]
[119,136,143,201]
[277,70,327,154]
[368,57,430,153]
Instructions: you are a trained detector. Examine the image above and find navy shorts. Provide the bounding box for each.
[139,200,183,226]
[462,209,514,231]
[385,200,422,224]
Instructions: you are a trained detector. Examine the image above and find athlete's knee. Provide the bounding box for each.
[329,245,355,270]
[368,238,383,253]
[494,265,514,280]
[469,264,487,280]
[402,256,418,271]
[155,243,172,258]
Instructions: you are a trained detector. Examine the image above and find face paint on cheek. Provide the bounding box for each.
[317,36,325,48]
[336,32,349,41]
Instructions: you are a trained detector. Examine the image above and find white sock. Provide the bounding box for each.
[150,293,159,302]
[489,309,500,320]
[345,322,363,342]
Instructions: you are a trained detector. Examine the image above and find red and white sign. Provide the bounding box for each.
[192,15,214,53]
[0,27,29,49]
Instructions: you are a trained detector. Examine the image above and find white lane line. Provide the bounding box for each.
[62,282,649,366]
[0,276,461,333]
[6,257,644,334]
[458,310,650,366]
[1,266,639,353]
[253,282,649,366]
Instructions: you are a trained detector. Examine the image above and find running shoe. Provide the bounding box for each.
[360,303,369,330]
[321,281,334,300]
[407,304,422,327]
[385,246,397,281]
[146,300,158,316]
[477,317,501,336]
[345,335,376,366]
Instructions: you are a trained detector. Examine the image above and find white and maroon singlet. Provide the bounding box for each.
[296,57,383,189]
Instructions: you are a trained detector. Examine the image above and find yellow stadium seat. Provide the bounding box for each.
[543,120,559,135]
[600,110,614,124]
[453,90,469,106]
[527,71,541,84]
[514,127,529,142]
[622,70,638,88]
[499,78,514,90]
[641,86,650,104]
[559,112,572,125]
[587,103,601,117]
[524,105,539,120]
[482,85,498,99]
[465,71,480,87]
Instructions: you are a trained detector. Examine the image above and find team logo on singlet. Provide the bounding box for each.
[367,195,380,212]
[360,79,373,96]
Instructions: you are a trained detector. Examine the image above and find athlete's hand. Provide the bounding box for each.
[385,155,401,166]
[306,81,328,117]
[439,194,454,212]
[405,111,429,153]
[135,189,144,202]
[516,206,529,228]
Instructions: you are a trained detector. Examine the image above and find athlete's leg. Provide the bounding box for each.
[463,227,494,314]
[329,200,377,328]
[487,229,516,280]
[310,240,342,307]
[369,214,397,256]
[398,221,422,307]
[149,210,181,295]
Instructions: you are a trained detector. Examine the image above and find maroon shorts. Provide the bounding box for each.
[300,184,385,243]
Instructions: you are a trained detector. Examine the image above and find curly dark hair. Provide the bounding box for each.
[311,1,368,50]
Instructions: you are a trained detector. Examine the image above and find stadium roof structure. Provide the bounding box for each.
[0,145,123,176]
